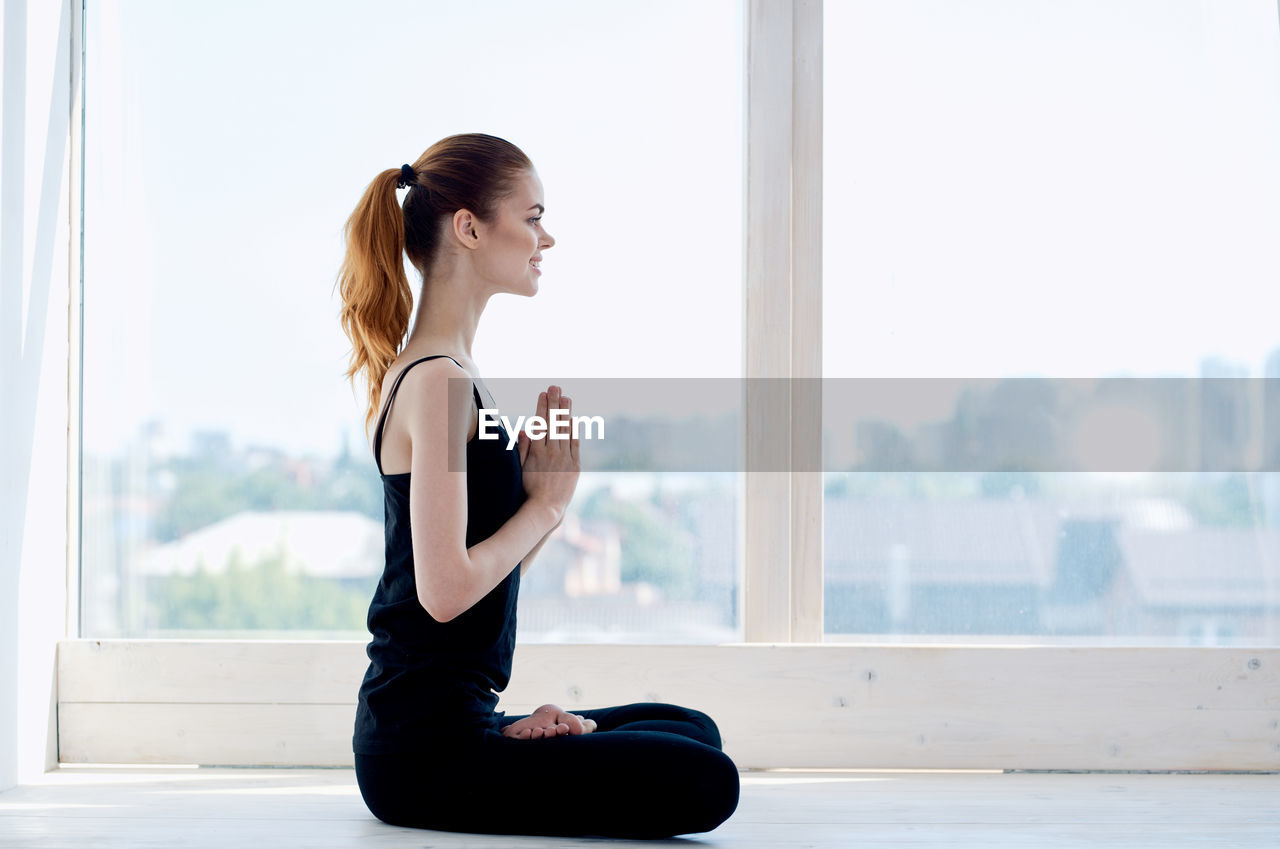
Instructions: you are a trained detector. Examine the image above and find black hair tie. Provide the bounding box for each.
[396,163,416,189]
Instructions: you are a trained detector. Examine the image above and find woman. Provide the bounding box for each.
[337,132,740,839]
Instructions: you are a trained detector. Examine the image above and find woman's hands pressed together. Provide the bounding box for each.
[501,703,598,740]
[504,392,585,741]
[518,385,580,525]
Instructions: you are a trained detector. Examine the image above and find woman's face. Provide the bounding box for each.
[477,169,555,296]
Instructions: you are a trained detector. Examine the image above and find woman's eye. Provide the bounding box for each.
[529,216,542,225]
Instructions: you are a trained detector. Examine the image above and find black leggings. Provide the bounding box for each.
[354,702,740,839]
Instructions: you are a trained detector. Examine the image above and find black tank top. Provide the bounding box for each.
[353,355,525,755]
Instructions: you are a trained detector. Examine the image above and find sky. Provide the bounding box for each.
[80,0,1280,459]
[822,0,1280,380]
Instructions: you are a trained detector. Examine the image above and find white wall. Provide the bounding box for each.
[1,0,75,792]
[55,640,1280,771]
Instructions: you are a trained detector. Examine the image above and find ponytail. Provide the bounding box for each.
[337,168,415,438]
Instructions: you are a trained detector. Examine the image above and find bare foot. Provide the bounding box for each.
[501,703,597,740]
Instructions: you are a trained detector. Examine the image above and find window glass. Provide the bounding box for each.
[82,0,744,641]
[822,0,1280,645]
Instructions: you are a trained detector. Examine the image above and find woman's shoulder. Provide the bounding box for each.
[378,354,480,448]
[383,353,470,395]
[391,349,470,373]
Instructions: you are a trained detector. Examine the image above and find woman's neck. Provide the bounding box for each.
[404,295,487,368]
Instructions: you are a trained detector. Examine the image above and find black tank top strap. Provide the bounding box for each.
[372,354,483,475]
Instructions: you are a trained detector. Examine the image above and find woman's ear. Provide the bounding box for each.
[451,208,481,248]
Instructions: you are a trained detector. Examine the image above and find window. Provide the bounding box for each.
[822,0,1280,646]
[52,0,1280,770]
[81,0,744,641]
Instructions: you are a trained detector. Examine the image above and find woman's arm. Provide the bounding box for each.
[520,515,564,577]
[399,361,564,622]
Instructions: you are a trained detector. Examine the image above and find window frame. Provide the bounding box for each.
[55,0,1280,771]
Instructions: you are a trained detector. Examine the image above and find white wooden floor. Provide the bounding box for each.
[1,767,1277,848]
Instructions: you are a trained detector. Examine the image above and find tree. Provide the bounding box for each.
[146,547,372,632]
